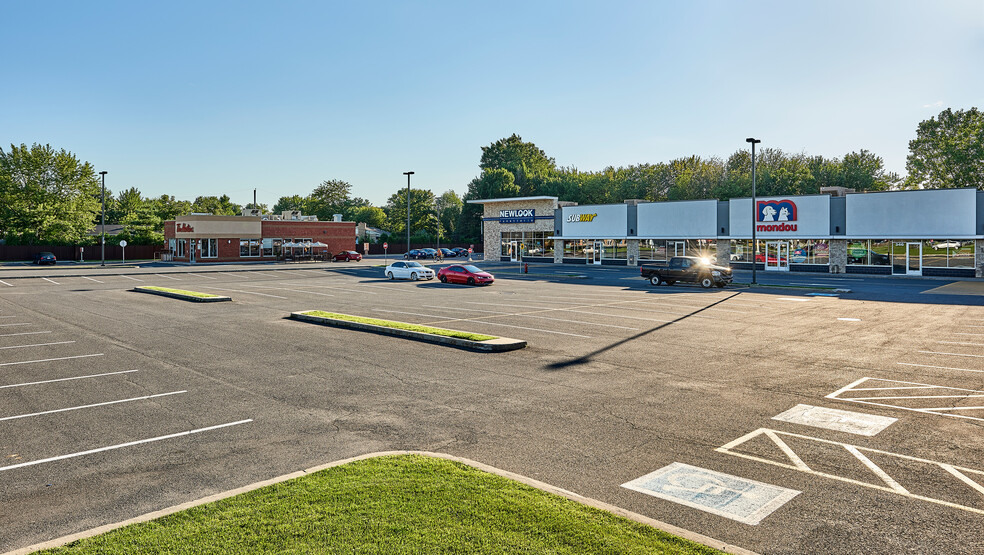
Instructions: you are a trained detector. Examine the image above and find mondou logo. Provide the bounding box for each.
[756,200,797,232]
[566,213,598,223]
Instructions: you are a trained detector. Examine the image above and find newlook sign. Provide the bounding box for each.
[499,209,535,224]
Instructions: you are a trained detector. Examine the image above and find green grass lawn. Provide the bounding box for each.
[38,455,720,555]
[301,311,498,342]
[138,286,223,298]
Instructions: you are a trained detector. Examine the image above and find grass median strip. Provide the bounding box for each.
[134,286,230,301]
[36,454,721,554]
[300,310,498,341]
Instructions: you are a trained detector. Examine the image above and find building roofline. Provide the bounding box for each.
[466,196,559,204]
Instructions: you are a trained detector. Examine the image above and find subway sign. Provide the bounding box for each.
[566,213,598,223]
[499,208,535,223]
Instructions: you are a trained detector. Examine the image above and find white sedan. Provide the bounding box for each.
[385,261,435,281]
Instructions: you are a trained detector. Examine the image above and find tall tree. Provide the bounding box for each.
[385,188,436,235]
[308,179,352,220]
[0,143,101,244]
[273,195,309,214]
[436,190,463,242]
[192,195,240,215]
[906,107,984,189]
[480,134,556,195]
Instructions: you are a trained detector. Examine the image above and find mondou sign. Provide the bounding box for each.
[499,209,535,224]
[756,199,798,232]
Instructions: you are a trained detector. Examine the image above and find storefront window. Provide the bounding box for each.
[564,240,586,257]
[600,239,627,260]
[924,240,975,268]
[240,239,260,257]
[788,240,829,265]
[639,240,667,261]
[201,238,218,258]
[729,240,751,263]
[847,240,890,266]
[175,239,186,258]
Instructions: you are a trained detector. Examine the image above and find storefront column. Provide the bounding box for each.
[976,240,984,278]
[716,239,731,265]
[829,239,847,273]
[627,240,640,266]
[553,240,564,264]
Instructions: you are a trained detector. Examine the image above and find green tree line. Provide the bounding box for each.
[2,106,980,246]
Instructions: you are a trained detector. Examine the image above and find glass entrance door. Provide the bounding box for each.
[765,241,789,271]
[892,242,922,275]
[592,241,603,264]
[509,241,519,262]
[673,241,686,256]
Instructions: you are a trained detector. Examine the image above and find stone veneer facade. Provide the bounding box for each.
[478,198,560,261]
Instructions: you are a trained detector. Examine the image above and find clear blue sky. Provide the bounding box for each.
[3,0,982,208]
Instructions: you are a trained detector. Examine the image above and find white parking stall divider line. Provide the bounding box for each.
[0,280,13,287]
[0,330,51,337]
[939,340,984,347]
[898,362,984,374]
[280,284,376,295]
[0,323,31,327]
[250,272,279,277]
[716,428,984,516]
[154,274,181,280]
[0,369,139,389]
[238,284,335,297]
[81,276,104,283]
[198,286,288,299]
[424,305,640,330]
[0,353,104,367]
[42,278,60,285]
[827,377,984,422]
[778,297,811,302]
[0,390,186,422]
[0,419,253,472]
[218,272,247,279]
[373,309,592,338]
[919,350,984,358]
[186,273,217,279]
[954,332,984,336]
[119,275,144,281]
[0,341,75,350]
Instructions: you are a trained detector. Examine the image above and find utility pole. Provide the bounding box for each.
[100,170,107,266]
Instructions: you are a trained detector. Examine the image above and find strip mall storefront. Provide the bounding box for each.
[163,213,356,263]
[470,188,984,277]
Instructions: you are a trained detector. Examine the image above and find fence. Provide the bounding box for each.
[365,243,483,255]
[0,244,165,262]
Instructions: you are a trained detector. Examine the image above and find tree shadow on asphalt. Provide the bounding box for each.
[545,291,743,370]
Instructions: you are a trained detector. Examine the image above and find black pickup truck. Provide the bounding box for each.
[640,256,733,288]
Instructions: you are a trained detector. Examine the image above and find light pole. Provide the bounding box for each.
[403,171,414,256]
[99,170,107,266]
[746,138,761,285]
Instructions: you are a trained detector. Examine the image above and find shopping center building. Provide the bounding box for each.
[469,188,984,277]
[163,211,356,263]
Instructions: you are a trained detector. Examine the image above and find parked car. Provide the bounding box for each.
[640,256,732,288]
[437,264,494,285]
[420,248,439,259]
[933,241,961,249]
[451,247,470,258]
[33,252,57,265]
[385,261,435,281]
[333,250,362,262]
[439,248,456,258]
[404,249,427,260]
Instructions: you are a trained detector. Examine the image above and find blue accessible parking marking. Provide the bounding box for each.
[622,462,800,525]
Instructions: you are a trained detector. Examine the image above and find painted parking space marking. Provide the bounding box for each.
[0,280,13,287]
[0,341,75,350]
[186,273,217,279]
[0,353,104,367]
[42,277,60,285]
[0,419,252,472]
[939,340,984,347]
[837,318,861,322]
[898,362,984,374]
[777,297,810,302]
[424,305,640,330]
[0,330,51,338]
[918,350,984,358]
[827,377,984,423]
[0,323,31,327]
[372,308,593,338]
[119,275,144,282]
[717,428,984,516]
[218,272,247,279]
[250,271,280,278]
[0,390,186,422]
[772,404,896,436]
[245,284,336,297]
[621,462,800,525]
[954,332,984,337]
[80,276,104,283]
[277,283,376,295]
[0,369,139,390]
[198,286,288,299]
[154,274,181,280]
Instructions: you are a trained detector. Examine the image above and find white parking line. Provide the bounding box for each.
[241,284,334,297]
[954,332,984,336]
[81,276,104,283]
[374,308,592,338]
[0,390,186,422]
[0,341,75,350]
[838,318,862,322]
[119,275,144,282]
[0,330,51,338]
[154,274,181,280]
[778,297,811,302]
[0,280,12,287]
[199,286,288,299]
[0,369,139,389]
[279,283,376,295]
[918,351,984,358]
[0,419,253,472]
[250,272,279,278]
[218,272,247,279]
[898,362,984,374]
[0,323,31,327]
[186,273,217,279]
[0,353,104,367]
[42,277,60,285]
[939,341,984,347]
[424,305,640,330]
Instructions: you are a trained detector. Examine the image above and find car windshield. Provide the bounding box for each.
[407,262,423,268]
[462,265,482,273]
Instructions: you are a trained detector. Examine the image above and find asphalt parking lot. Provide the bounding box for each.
[2,259,984,554]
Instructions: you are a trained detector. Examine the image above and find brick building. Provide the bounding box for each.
[163,211,356,263]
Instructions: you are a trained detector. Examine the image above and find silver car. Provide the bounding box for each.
[385,261,435,280]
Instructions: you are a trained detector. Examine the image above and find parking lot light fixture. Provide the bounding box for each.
[404,171,414,256]
[746,138,761,285]
[99,170,108,267]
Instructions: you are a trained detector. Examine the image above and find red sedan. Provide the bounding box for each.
[437,264,494,285]
[333,250,362,262]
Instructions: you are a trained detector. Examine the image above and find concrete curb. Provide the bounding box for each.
[289,311,527,352]
[132,287,232,303]
[3,451,758,555]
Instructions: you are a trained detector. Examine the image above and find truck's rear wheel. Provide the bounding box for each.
[700,276,713,288]
[650,275,660,286]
